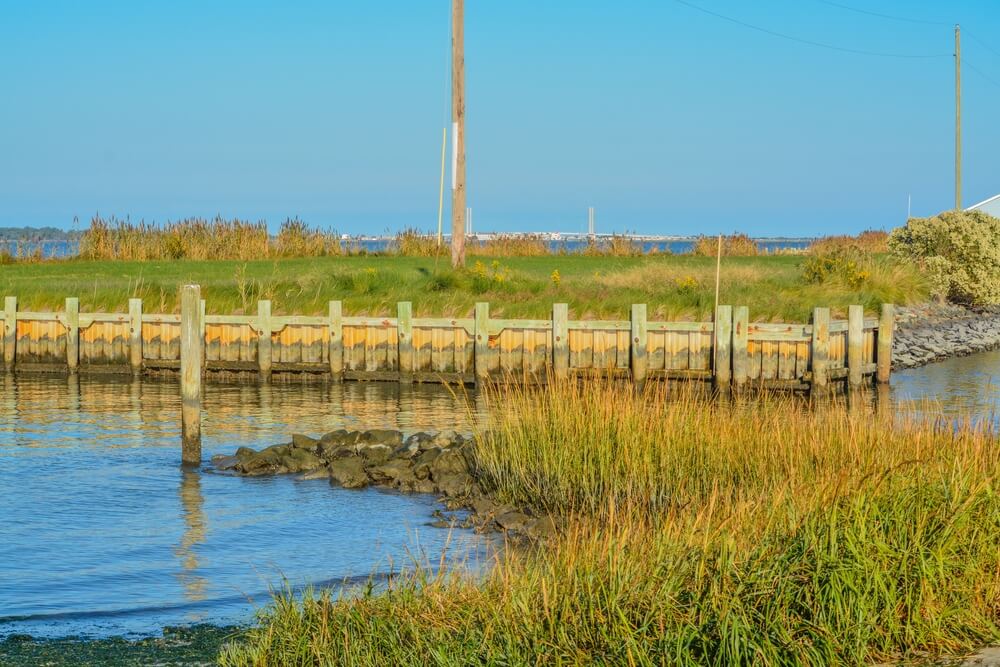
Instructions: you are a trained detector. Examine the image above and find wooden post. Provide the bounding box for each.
[397,301,413,383]
[877,303,894,384]
[3,296,15,372]
[474,302,489,383]
[128,298,143,375]
[65,297,80,374]
[257,300,272,382]
[450,0,467,268]
[811,307,830,396]
[199,299,206,363]
[552,303,569,381]
[328,300,343,381]
[847,305,864,389]
[630,304,647,388]
[732,305,748,389]
[714,305,733,393]
[180,285,202,465]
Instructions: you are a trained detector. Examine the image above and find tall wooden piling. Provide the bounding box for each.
[877,303,894,384]
[180,285,202,465]
[714,305,733,393]
[474,302,490,383]
[65,297,80,373]
[847,305,864,389]
[811,307,830,395]
[732,305,748,389]
[552,303,569,381]
[630,304,648,387]
[257,300,272,382]
[328,300,343,381]
[128,298,143,375]
[397,301,413,383]
[3,296,16,371]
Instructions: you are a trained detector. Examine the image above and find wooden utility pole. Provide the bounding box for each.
[180,284,202,465]
[451,0,466,267]
[955,24,962,210]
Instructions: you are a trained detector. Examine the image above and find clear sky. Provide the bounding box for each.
[1,1,999,236]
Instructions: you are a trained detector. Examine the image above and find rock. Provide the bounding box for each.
[405,432,435,451]
[368,459,416,485]
[358,429,404,448]
[291,433,319,450]
[283,447,323,473]
[526,515,557,539]
[495,510,531,532]
[235,446,257,458]
[431,430,464,448]
[436,472,475,498]
[317,441,356,460]
[211,454,242,471]
[298,467,331,481]
[321,430,361,446]
[357,443,394,466]
[236,444,292,475]
[329,457,369,489]
[392,439,422,460]
[412,447,442,480]
[429,448,469,479]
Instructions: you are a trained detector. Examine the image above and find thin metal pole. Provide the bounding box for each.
[437,126,447,248]
[956,24,962,210]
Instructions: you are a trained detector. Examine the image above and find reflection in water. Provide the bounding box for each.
[176,469,208,616]
[0,375,493,640]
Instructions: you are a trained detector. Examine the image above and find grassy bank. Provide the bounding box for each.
[0,253,926,321]
[219,384,1000,666]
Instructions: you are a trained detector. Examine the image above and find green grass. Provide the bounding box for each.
[218,383,1000,666]
[0,253,928,321]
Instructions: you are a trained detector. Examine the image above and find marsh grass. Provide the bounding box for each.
[0,253,929,321]
[78,216,342,260]
[220,383,1000,666]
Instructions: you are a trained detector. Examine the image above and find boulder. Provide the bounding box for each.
[495,510,531,532]
[236,444,292,475]
[405,432,436,452]
[321,430,362,446]
[329,457,369,489]
[211,454,242,471]
[358,443,394,466]
[368,459,416,486]
[412,447,441,480]
[435,471,475,498]
[431,430,464,449]
[291,433,319,450]
[283,447,323,473]
[429,448,469,479]
[358,429,404,448]
[298,467,331,481]
[317,441,357,460]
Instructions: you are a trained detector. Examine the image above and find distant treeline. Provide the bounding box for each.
[0,226,83,241]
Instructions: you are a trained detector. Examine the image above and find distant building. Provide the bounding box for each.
[965,194,1000,217]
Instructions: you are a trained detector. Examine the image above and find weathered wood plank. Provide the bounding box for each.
[631,304,648,386]
[553,303,568,380]
[877,303,894,384]
[848,304,864,388]
[811,307,830,395]
[714,305,732,392]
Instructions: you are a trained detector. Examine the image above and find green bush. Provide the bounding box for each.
[801,247,872,289]
[888,210,1000,305]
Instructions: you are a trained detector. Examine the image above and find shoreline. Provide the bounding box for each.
[892,303,1000,370]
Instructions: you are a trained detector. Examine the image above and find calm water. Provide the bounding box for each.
[0,376,492,639]
[891,349,1000,423]
[1,349,996,640]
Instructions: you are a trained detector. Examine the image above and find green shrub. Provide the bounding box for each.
[888,210,1000,305]
[801,247,872,289]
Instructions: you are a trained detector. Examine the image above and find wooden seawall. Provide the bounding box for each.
[0,296,894,392]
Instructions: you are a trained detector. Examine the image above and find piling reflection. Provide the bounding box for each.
[175,468,208,616]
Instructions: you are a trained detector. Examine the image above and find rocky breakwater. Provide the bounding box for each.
[212,429,555,539]
[893,303,1000,369]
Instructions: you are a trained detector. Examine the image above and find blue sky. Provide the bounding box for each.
[1,0,998,236]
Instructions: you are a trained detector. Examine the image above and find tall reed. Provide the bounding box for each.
[78,217,341,260]
[692,233,760,257]
[220,383,1000,665]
